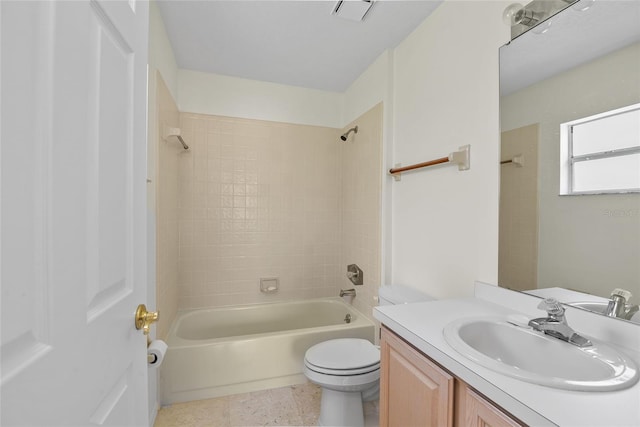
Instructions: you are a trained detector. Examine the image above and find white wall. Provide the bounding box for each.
[148,0,179,221]
[148,0,179,222]
[343,51,392,125]
[390,1,510,299]
[178,69,344,128]
[149,1,178,100]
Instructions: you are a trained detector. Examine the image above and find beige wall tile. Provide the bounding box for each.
[160,105,383,319]
[176,113,345,309]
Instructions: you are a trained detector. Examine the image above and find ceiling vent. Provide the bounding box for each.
[332,1,374,22]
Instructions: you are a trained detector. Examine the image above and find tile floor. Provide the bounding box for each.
[154,382,379,427]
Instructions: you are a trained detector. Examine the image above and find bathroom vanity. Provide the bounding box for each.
[374,282,640,426]
[380,327,520,427]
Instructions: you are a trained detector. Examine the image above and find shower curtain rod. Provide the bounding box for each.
[389,145,470,181]
[500,154,524,166]
[175,135,189,150]
[163,125,190,150]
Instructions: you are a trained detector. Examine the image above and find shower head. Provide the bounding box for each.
[340,126,358,141]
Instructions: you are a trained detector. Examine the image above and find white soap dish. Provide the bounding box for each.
[260,277,279,293]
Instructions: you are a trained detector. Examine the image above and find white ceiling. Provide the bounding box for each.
[156,0,442,92]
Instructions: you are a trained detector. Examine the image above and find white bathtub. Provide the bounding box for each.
[161,298,375,404]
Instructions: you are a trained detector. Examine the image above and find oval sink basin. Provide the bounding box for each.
[443,317,639,391]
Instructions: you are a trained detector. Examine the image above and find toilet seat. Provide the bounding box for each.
[305,361,380,376]
[304,338,380,376]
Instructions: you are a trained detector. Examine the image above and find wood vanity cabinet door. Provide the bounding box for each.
[380,327,454,427]
[457,383,522,427]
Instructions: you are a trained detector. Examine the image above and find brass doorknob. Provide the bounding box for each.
[135,304,159,335]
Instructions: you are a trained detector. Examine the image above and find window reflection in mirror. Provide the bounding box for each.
[560,104,640,195]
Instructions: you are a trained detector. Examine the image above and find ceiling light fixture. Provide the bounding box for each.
[332,0,374,22]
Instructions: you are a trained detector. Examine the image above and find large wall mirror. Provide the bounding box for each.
[499,0,640,324]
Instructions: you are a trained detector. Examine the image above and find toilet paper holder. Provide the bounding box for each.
[147,339,168,367]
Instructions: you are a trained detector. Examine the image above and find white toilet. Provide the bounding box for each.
[303,285,433,427]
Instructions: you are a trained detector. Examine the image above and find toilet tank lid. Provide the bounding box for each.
[378,285,434,304]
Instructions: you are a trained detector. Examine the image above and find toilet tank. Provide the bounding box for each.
[378,285,433,306]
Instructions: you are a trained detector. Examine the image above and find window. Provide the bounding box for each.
[560,103,640,195]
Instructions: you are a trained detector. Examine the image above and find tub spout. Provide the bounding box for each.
[340,288,356,297]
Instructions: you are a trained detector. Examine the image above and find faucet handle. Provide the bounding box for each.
[537,298,565,316]
[611,288,632,302]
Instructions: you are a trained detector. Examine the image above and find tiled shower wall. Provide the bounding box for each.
[170,104,383,318]
[176,114,344,309]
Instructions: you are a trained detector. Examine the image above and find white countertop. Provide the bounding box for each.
[373,289,640,427]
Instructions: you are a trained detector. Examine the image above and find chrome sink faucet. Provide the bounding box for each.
[604,288,639,320]
[528,298,592,348]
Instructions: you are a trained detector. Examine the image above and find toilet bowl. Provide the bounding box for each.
[303,338,380,427]
[303,285,434,426]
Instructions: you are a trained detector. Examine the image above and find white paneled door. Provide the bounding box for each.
[1,0,150,425]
